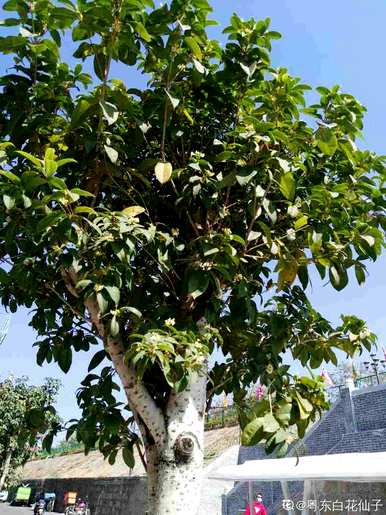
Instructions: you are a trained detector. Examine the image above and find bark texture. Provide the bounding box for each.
[146,366,207,515]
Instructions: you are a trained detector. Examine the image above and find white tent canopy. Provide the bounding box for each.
[209,451,386,483]
[209,452,386,515]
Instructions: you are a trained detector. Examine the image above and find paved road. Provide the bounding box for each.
[0,505,33,515]
[0,505,61,515]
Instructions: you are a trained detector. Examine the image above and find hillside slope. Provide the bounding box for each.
[23,426,239,480]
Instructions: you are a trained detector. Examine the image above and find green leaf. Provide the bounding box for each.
[49,176,67,190]
[316,127,338,156]
[124,306,142,318]
[74,206,96,215]
[355,263,366,285]
[104,285,120,305]
[88,350,106,371]
[42,432,54,453]
[0,170,20,183]
[185,36,202,59]
[44,148,58,177]
[295,392,313,420]
[329,264,348,291]
[27,408,45,429]
[241,417,265,446]
[71,188,94,197]
[135,22,151,42]
[298,266,309,290]
[97,292,109,314]
[108,449,118,465]
[236,169,257,186]
[261,413,280,433]
[16,150,42,168]
[280,172,296,201]
[187,270,210,299]
[100,100,119,126]
[37,212,64,232]
[76,279,92,290]
[275,401,292,425]
[2,194,15,210]
[57,346,72,373]
[193,58,205,74]
[110,315,120,337]
[122,446,135,468]
[104,145,118,164]
[56,158,77,169]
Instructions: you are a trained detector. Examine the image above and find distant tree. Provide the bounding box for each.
[0,377,60,489]
[0,0,384,512]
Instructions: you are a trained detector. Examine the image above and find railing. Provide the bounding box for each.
[205,373,386,430]
[205,404,238,430]
[326,371,386,404]
[354,371,386,389]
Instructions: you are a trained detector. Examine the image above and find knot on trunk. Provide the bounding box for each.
[173,433,195,464]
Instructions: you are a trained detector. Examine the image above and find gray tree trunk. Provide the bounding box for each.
[0,448,12,491]
[145,369,206,514]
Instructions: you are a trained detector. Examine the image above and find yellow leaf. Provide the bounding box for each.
[183,108,194,125]
[294,215,308,230]
[155,162,173,184]
[122,206,146,217]
[278,258,298,290]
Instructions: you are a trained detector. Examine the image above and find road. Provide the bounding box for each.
[0,505,33,515]
[0,505,61,515]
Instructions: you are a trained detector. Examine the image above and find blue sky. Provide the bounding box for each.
[1,0,386,424]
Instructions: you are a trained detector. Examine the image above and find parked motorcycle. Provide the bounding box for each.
[64,497,90,515]
[34,498,46,515]
[75,497,90,515]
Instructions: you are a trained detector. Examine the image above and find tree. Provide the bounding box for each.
[0,0,384,512]
[0,376,60,490]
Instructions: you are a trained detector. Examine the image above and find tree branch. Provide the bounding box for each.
[87,296,167,446]
[62,268,167,446]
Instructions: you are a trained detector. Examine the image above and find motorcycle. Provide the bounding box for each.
[75,497,90,515]
[34,498,45,515]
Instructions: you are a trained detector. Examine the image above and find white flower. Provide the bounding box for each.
[286,228,296,241]
[287,205,299,218]
[165,318,175,327]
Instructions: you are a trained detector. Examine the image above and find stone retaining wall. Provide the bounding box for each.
[24,477,147,515]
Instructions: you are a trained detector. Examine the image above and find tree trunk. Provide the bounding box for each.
[0,448,12,491]
[145,368,206,515]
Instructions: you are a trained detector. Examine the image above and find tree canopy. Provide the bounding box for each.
[0,0,384,487]
[0,376,60,488]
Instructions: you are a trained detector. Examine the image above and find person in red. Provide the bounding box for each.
[244,493,267,515]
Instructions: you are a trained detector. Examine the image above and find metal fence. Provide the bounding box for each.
[326,372,386,403]
[354,371,386,389]
[205,372,386,430]
[205,404,238,430]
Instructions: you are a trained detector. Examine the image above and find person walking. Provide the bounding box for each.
[244,493,267,515]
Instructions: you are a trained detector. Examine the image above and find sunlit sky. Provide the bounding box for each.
[0,0,386,424]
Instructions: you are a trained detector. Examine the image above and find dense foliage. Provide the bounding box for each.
[0,0,384,469]
[0,376,60,487]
